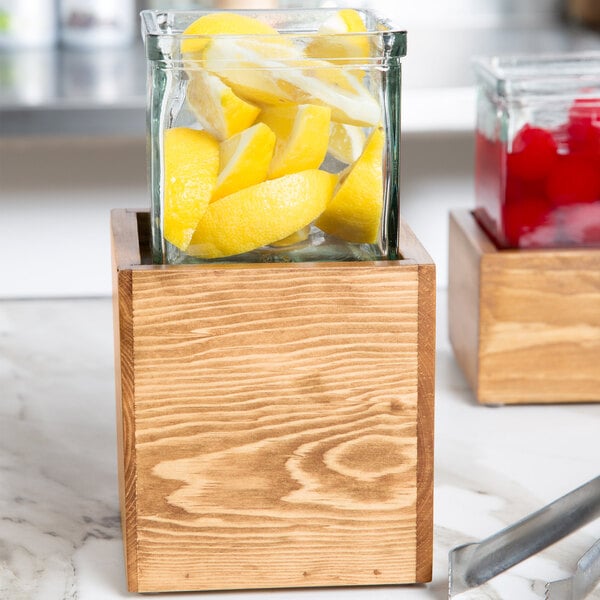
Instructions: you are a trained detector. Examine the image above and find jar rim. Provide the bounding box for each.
[473,51,600,98]
[140,8,407,40]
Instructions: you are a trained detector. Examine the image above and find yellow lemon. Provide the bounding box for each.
[281,59,380,126]
[315,127,384,244]
[258,104,331,179]
[212,122,276,201]
[163,127,220,251]
[186,69,260,141]
[328,122,366,164]
[202,37,300,106]
[306,9,370,62]
[188,170,336,259]
[202,38,378,126]
[181,12,280,55]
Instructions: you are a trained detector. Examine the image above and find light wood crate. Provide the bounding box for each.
[449,210,600,405]
[111,209,435,593]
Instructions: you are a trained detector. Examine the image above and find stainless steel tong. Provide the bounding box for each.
[546,538,600,600]
[449,475,600,599]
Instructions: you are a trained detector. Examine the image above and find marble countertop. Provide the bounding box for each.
[1,291,599,600]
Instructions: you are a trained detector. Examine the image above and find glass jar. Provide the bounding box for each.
[141,8,406,264]
[474,52,600,249]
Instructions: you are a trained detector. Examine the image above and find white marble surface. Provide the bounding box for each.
[1,291,599,600]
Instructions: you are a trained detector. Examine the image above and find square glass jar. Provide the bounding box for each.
[474,52,600,249]
[141,9,406,264]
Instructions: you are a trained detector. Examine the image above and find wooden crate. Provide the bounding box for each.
[449,210,600,405]
[111,209,435,593]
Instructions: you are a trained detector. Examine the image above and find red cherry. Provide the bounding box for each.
[502,193,553,247]
[507,125,558,181]
[505,175,546,204]
[562,203,600,245]
[567,98,600,162]
[546,155,600,206]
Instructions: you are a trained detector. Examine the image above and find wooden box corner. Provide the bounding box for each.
[449,209,600,405]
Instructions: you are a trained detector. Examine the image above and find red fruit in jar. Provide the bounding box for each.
[502,194,553,247]
[562,203,600,245]
[567,97,600,162]
[507,125,558,181]
[546,155,600,206]
[505,176,546,204]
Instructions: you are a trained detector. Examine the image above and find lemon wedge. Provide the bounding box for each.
[202,37,300,106]
[316,127,384,244]
[204,41,380,125]
[201,33,379,126]
[328,122,366,164]
[189,170,336,259]
[163,127,220,251]
[306,9,370,62]
[280,60,380,126]
[212,122,276,201]
[181,12,280,55]
[186,69,260,141]
[258,104,331,179]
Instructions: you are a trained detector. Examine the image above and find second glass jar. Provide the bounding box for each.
[474,52,600,249]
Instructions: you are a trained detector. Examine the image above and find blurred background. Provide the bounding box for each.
[0,0,599,297]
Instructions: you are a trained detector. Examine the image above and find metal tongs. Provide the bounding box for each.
[449,475,600,599]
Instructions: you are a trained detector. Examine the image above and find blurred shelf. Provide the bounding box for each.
[0,20,598,138]
[0,44,147,138]
[400,20,600,135]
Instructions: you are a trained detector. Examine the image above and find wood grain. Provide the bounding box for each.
[449,210,600,405]
[112,209,435,592]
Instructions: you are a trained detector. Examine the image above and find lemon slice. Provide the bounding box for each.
[203,37,300,106]
[328,122,366,164]
[280,60,380,126]
[163,127,220,251]
[315,127,384,244]
[181,12,280,55]
[213,122,276,201]
[306,9,370,61]
[185,10,379,124]
[186,70,260,141]
[189,170,336,259]
[202,36,379,126]
[258,104,331,179]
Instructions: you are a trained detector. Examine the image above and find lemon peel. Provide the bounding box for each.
[315,127,384,244]
[189,170,336,259]
[163,127,220,251]
[213,122,276,201]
